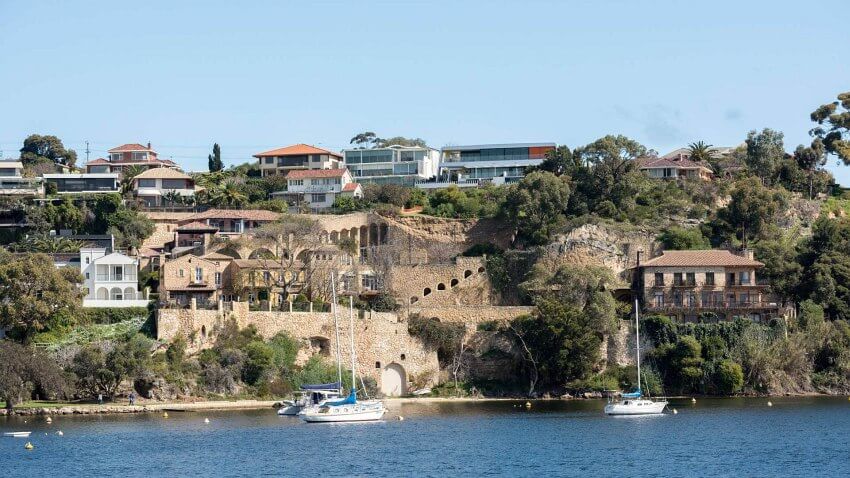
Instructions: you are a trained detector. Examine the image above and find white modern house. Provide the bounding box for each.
[434,142,556,187]
[80,248,149,307]
[273,168,362,210]
[0,160,43,196]
[342,145,440,186]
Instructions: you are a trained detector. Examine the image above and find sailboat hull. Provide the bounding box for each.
[604,400,668,415]
[301,403,386,423]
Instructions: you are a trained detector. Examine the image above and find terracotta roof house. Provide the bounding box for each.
[273,168,362,211]
[132,168,198,207]
[159,254,229,308]
[638,157,713,181]
[637,249,790,323]
[86,142,180,174]
[254,143,342,177]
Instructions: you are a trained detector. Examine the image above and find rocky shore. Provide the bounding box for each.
[0,400,278,416]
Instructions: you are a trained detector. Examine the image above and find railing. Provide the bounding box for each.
[647,301,780,311]
[95,274,137,281]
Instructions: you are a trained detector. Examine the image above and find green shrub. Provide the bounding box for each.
[713,359,744,394]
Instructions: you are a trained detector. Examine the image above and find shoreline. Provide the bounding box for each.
[2,393,845,416]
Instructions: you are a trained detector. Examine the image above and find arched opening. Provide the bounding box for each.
[400,354,406,361]
[369,223,379,245]
[217,247,242,259]
[375,361,381,369]
[437,283,446,290]
[123,287,135,300]
[249,248,276,260]
[379,224,388,244]
[477,266,485,273]
[410,297,418,304]
[464,270,473,279]
[330,231,339,243]
[450,279,459,288]
[423,287,431,296]
[380,363,407,397]
[110,287,123,301]
[310,337,331,356]
[96,287,109,300]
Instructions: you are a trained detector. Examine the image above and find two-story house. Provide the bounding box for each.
[637,249,788,323]
[274,168,362,210]
[80,248,149,307]
[159,253,233,307]
[132,168,198,207]
[42,173,120,194]
[254,144,343,178]
[0,160,43,196]
[85,143,179,175]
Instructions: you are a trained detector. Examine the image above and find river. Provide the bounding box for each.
[2,397,848,477]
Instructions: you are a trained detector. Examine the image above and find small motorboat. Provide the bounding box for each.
[277,384,342,416]
[3,431,32,438]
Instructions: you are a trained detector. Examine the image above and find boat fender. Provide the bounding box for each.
[691,398,696,403]
[672,409,678,415]
[45,417,52,423]
[163,412,169,418]
[525,401,532,408]
[398,416,404,421]
[204,418,210,424]
[767,401,773,407]
[57,431,64,436]
[24,442,34,450]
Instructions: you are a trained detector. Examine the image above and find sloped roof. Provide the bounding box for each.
[286,168,347,179]
[639,157,712,171]
[342,182,360,192]
[201,252,237,261]
[108,143,155,153]
[183,209,281,222]
[0,161,24,169]
[253,144,342,158]
[133,167,192,180]
[641,250,763,268]
[85,158,110,166]
[91,252,138,265]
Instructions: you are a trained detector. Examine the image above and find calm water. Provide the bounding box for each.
[2,397,849,477]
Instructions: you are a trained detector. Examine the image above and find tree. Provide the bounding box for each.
[753,236,802,302]
[19,134,77,168]
[713,359,744,394]
[658,227,710,250]
[208,143,224,171]
[688,141,713,162]
[534,145,576,176]
[809,91,850,165]
[744,128,786,182]
[119,165,146,196]
[72,335,151,399]
[797,217,850,320]
[569,135,648,217]
[0,251,82,340]
[362,183,412,207]
[0,342,69,410]
[106,207,155,250]
[210,180,248,207]
[719,177,787,247]
[375,136,427,148]
[349,132,379,149]
[501,171,570,245]
[242,341,275,385]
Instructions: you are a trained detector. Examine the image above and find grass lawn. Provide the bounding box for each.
[1,400,78,409]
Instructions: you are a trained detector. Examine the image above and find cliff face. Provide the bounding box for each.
[546,223,660,281]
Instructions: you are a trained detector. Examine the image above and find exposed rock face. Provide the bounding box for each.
[547,223,660,280]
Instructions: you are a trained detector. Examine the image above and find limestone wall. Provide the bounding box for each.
[389,256,492,307]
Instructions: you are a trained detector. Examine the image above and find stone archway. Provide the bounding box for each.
[380,362,407,397]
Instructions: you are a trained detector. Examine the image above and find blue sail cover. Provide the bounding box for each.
[622,389,642,399]
[300,382,341,391]
[326,390,357,406]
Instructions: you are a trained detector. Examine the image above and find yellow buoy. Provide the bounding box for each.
[525,401,532,408]
[45,417,52,423]
[163,412,169,418]
[767,401,773,407]
[24,442,34,450]
[691,398,696,403]
[204,418,210,424]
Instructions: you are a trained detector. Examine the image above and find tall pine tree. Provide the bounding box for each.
[208,143,223,171]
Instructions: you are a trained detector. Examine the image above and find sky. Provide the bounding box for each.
[1,0,848,183]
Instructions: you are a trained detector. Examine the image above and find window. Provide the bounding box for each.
[673,273,683,286]
[85,272,90,279]
[686,291,696,306]
[265,157,274,164]
[162,179,186,189]
[137,179,156,188]
[310,193,326,203]
[740,271,751,285]
[110,153,121,162]
[705,272,715,286]
[289,179,303,186]
[686,272,695,286]
[654,273,664,286]
[195,267,203,282]
[654,292,664,307]
[85,257,90,265]
[132,152,148,161]
[728,272,736,285]
[215,272,222,286]
[179,268,185,278]
[263,271,271,282]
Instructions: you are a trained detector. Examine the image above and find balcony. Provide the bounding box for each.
[96,273,138,282]
[646,300,781,312]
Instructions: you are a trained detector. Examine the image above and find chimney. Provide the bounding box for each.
[147,142,151,149]
[737,248,754,260]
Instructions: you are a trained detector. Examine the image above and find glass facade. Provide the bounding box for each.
[48,177,117,192]
[456,147,530,163]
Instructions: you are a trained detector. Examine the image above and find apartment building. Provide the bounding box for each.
[0,160,42,196]
[132,167,197,207]
[85,143,178,174]
[254,144,342,177]
[637,249,788,322]
[342,145,439,186]
[80,248,149,307]
[274,168,362,210]
[437,142,556,186]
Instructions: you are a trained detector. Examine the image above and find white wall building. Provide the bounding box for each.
[343,145,440,186]
[80,248,149,308]
[274,168,362,210]
[0,160,43,196]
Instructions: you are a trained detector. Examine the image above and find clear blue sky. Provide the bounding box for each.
[1,0,848,183]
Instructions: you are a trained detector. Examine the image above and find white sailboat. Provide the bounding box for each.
[604,297,668,416]
[277,385,341,415]
[301,275,386,423]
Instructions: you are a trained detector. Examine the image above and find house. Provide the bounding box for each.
[342,145,439,186]
[660,146,737,162]
[273,168,362,210]
[436,143,556,187]
[159,253,231,307]
[80,248,149,307]
[254,144,343,177]
[132,167,198,207]
[225,258,301,307]
[638,157,713,181]
[85,143,179,174]
[169,221,219,257]
[0,160,43,196]
[178,209,281,237]
[637,249,790,323]
[42,173,119,194]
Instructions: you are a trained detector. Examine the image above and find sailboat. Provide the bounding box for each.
[604,297,668,416]
[300,274,386,423]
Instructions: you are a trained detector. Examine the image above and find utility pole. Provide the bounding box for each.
[85,141,90,162]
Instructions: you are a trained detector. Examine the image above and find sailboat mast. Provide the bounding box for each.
[349,296,356,395]
[331,272,343,393]
[634,296,641,393]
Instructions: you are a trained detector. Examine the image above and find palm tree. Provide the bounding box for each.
[687,141,714,162]
[211,181,247,207]
[119,165,147,196]
[162,190,182,207]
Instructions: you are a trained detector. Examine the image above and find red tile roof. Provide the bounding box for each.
[85,158,110,165]
[286,168,347,179]
[183,209,281,222]
[641,250,763,267]
[253,143,342,158]
[342,182,360,192]
[108,143,155,153]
